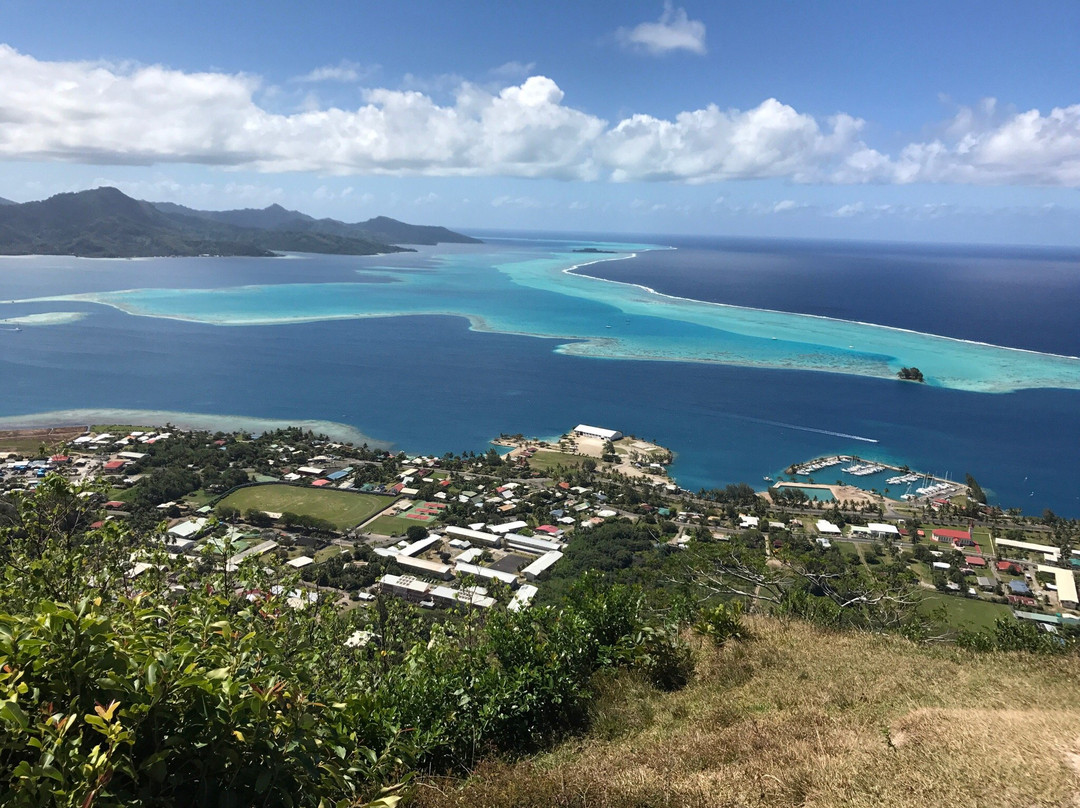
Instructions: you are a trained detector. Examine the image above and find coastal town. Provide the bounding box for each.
[1,421,1077,637]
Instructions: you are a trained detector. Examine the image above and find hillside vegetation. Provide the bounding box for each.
[415,617,1080,808]
[0,187,477,257]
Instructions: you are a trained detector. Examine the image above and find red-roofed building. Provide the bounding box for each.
[996,560,1021,574]
[50,455,71,464]
[557,482,570,490]
[964,555,987,567]
[102,460,126,473]
[438,479,452,487]
[311,479,331,487]
[1007,594,1037,608]
[104,500,127,509]
[932,528,971,543]
[536,525,561,534]
[89,520,105,529]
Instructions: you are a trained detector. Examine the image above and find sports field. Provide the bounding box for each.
[217,485,390,531]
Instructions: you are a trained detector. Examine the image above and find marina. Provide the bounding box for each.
[774,455,971,505]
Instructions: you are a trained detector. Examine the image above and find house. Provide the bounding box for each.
[867,522,900,539]
[996,560,1022,574]
[964,556,987,568]
[976,576,996,590]
[815,519,841,535]
[1008,579,1032,597]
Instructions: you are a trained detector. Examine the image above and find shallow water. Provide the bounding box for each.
[2,235,1079,514]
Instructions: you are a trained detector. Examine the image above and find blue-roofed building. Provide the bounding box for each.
[326,467,353,481]
[1009,579,1032,596]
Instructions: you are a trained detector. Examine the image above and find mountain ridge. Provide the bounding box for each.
[0,187,479,258]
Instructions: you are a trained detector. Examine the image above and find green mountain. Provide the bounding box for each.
[151,201,481,245]
[0,187,475,258]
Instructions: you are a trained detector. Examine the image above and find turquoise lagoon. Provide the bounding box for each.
[20,238,1080,394]
[4,235,1080,514]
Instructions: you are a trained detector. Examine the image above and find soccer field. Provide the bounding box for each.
[217,485,391,531]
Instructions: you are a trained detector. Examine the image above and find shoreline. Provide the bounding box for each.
[0,409,394,450]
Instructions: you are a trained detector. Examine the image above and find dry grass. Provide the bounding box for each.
[410,616,1080,808]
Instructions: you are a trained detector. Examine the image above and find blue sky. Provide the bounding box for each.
[4,0,1080,243]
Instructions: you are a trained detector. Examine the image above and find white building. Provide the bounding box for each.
[454,562,519,588]
[509,584,539,612]
[573,424,623,441]
[489,520,528,535]
[505,534,563,555]
[521,550,563,581]
[444,525,503,546]
[396,555,453,581]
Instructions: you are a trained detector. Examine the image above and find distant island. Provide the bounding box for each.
[897,366,926,382]
[572,247,619,254]
[0,187,480,258]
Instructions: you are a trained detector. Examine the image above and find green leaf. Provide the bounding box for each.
[0,699,28,729]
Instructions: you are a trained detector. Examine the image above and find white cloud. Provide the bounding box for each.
[771,199,802,213]
[616,3,707,55]
[598,99,886,183]
[830,202,865,218]
[6,46,1080,189]
[489,61,537,80]
[891,101,1080,186]
[491,195,543,208]
[292,60,371,84]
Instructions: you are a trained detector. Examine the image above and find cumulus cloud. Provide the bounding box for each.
[5,46,1080,188]
[597,99,887,183]
[891,101,1080,186]
[616,3,707,55]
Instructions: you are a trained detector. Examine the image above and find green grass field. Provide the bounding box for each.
[217,485,390,531]
[836,541,862,562]
[917,592,1011,633]
[528,450,589,472]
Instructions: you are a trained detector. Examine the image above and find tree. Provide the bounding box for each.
[406,524,429,541]
[897,366,925,382]
[965,473,987,504]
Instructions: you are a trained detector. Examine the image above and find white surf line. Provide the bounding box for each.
[732,414,879,443]
[562,252,1080,363]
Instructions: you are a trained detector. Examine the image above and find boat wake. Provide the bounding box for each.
[732,414,878,443]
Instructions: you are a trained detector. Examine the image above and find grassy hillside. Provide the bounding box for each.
[414,616,1080,808]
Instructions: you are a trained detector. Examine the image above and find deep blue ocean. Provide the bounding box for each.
[2,233,1079,516]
